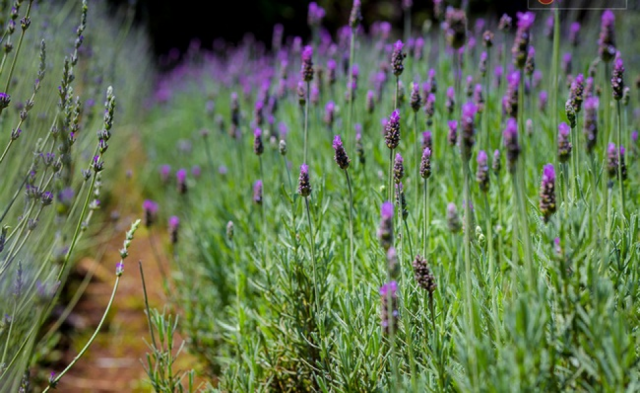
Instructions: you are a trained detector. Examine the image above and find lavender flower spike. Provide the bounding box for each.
[612,56,624,101]
[447,202,461,233]
[539,164,556,223]
[253,180,263,205]
[410,82,422,112]
[176,169,187,194]
[332,135,351,170]
[412,255,436,294]
[298,164,312,197]
[253,128,264,156]
[512,12,535,69]
[583,97,599,154]
[476,150,489,192]
[391,40,406,76]
[445,8,467,49]
[447,120,458,147]
[393,153,404,184]
[169,216,180,244]
[598,10,616,63]
[420,147,432,179]
[558,122,572,163]
[492,149,502,175]
[379,281,399,334]
[349,0,362,28]
[301,45,314,82]
[143,200,158,228]
[378,201,394,250]
[384,109,401,149]
[460,102,477,153]
[503,117,520,172]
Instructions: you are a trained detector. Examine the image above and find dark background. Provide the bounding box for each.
[106,0,530,63]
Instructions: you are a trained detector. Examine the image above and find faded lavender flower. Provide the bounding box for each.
[447,202,462,233]
[570,22,580,47]
[562,52,572,75]
[395,182,408,220]
[393,153,404,183]
[420,147,432,179]
[476,150,489,192]
[412,255,436,295]
[366,90,375,113]
[378,201,394,251]
[598,10,616,63]
[503,118,520,172]
[539,164,556,223]
[324,101,335,128]
[298,163,312,197]
[253,180,263,205]
[512,12,535,69]
[422,131,432,151]
[460,102,477,153]
[427,68,437,93]
[445,8,467,49]
[505,71,520,117]
[384,109,401,149]
[583,96,599,154]
[226,221,234,241]
[539,90,548,112]
[379,281,399,334]
[525,46,535,76]
[483,30,494,47]
[332,135,351,170]
[473,84,484,112]
[558,122,572,163]
[498,13,512,31]
[425,93,435,125]
[479,51,487,77]
[391,40,406,76]
[349,0,362,28]
[569,73,585,114]
[612,56,624,101]
[160,164,171,183]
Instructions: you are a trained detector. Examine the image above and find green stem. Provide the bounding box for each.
[304,81,310,164]
[347,27,356,153]
[345,169,355,290]
[44,276,121,392]
[616,101,625,222]
[3,0,32,94]
[423,178,429,257]
[304,197,319,315]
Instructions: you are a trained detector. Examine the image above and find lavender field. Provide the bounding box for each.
[1,0,640,391]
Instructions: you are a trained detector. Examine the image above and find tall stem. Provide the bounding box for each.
[345,169,355,289]
[423,178,429,257]
[304,197,319,315]
[304,81,310,163]
[347,28,356,153]
[616,101,625,222]
[461,154,477,385]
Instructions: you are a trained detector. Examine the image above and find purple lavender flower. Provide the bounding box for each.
[253,128,264,155]
[333,135,351,170]
[327,59,337,85]
[427,69,437,93]
[583,96,599,154]
[425,93,435,125]
[447,120,458,147]
[483,30,494,48]
[607,143,619,178]
[539,90,548,112]
[539,164,556,223]
[410,82,422,112]
[301,45,314,82]
[447,202,461,233]
[384,110,401,149]
[366,90,375,114]
[378,201,394,250]
[569,73,585,114]
[612,56,624,101]
[505,71,520,118]
[391,40,406,76]
[253,180,263,205]
[422,131,432,152]
[349,0,362,28]
[393,153,404,183]
[570,22,580,47]
[473,84,484,112]
[558,122,572,163]
[479,51,487,77]
[494,65,503,88]
[420,147,432,179]
[355,128,365,165]
[562,52,572,75]
[379,281,399,334]
[160,164,171,183]
[465,75,474,97]
[512,12,535,69]
[324,101,335,128]
[460,102,477,153]
[307,2,325,27]
[0,92,10,111]
[503,117,520,172]
[168,216,179,244]
[176,169,187,194]
[476,150,489,192]
[498,13,512,31]
[598,10,616,63]
[298,163,312,197]
[254,100,264,126]
[525,46,535,76]
[446,86,455,114]
[445,8,467,49]
[143,199,158,228]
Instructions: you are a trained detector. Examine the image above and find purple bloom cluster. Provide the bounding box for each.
[420,147,432,179]
[503,118,520,172]
[612,56,624,101]
[384,110,401,149]
[379,281,399,334]
[332,135,351,170]
[558,122,572,163]
[476,150,489,192]
[539,164,556,223]
[298,164,312,197]
[598,10,616,62]
[583,97,599,154]
[512,12,535,69]
[391,40,406,76]
[378,201,394,251]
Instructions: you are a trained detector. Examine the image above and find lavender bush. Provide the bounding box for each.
[140,3,640,392]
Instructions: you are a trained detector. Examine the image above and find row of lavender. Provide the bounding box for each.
[0,0,150,390]
[142,1,640,391]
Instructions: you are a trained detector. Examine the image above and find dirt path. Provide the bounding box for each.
[54,136,205,392]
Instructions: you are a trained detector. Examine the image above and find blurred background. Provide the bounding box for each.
[104,0,632,65]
